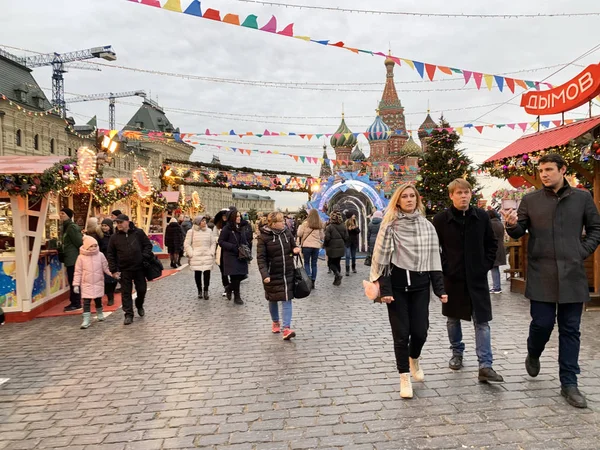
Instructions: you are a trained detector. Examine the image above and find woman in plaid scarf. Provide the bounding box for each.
[369,184,448,399]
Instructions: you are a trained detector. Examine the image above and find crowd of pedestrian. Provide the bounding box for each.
[51,153,599,407]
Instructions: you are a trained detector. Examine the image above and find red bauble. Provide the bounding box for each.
[592,142,600,151]
[595,148,600,155]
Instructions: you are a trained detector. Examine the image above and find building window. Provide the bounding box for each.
[50,139,55,154]
[15,129,22,147]
[34,134,39,150]
[67,147,71,157]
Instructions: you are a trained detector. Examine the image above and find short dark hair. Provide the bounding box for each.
[538,152,566,170]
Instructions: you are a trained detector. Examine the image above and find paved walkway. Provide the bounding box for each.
[1,260,599,450]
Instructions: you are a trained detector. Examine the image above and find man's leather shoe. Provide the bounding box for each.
[478,367,504,383]
[525,354,540,377]
[449,355,463,370]
[63,305,82,312]
[124,316,133,325]
[561,385,587,408]
[137,308,145,317]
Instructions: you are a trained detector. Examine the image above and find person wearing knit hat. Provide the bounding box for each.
[110,210,122,220]
[184,215,217,300]
[367,211,384,264]
[323,210,349,286]
[100,218,117,306]
[73,235,114,329]
[59,208,83,312]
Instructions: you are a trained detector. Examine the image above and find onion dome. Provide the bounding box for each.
[351,145,366,161]
[418,113,438,139]
[366,113,390,142]
[330,115,358,149]
[400,135,423,156]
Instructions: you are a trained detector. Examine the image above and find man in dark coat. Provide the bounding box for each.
[107,214,154,325]
[59,208,83,312]
[433,179,503,383]
[504,153,600,408]
[487,210,506,293]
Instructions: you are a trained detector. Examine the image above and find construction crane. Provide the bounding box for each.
[65,90,147,130]
[6,46,117,117]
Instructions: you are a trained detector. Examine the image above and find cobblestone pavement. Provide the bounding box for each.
[1,259,600,450]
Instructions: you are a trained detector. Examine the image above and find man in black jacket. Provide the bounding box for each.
[433,179,503,383]
[107,214,154,325]
[504,153,600,408]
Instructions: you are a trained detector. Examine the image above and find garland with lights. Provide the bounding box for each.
[163,158,312,178]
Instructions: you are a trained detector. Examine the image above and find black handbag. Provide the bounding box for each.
[143,254,164,281]
[233,232,253,262]
[293,254,312,299]
[364,254,372,266]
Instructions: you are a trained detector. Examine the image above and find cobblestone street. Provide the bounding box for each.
[1,260,599,450]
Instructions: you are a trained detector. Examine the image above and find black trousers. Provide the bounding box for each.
[194,270,211,293]
[66,265,81,308]
[528,300,583,386]
[229,274,245,297]
[387,287,430,373]
[219,260,230,288]
[120,269,147,318]
[83,297,102,313]
[328,257,342,275]
[105,280,116,301]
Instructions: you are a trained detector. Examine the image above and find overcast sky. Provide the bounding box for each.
[2,0,599,209]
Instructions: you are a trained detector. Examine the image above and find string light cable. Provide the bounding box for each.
[236,0,600,19]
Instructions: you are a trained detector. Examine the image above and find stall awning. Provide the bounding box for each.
[0,156,64,174]
[162,191,179,203]
[484,116,600,163]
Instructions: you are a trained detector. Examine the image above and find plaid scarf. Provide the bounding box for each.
[369,212,442,281]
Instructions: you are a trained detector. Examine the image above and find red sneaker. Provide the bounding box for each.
[271,321,281,333]
[282,328,296,340]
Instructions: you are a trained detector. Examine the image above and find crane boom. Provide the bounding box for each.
[65,90,146,130]
[20,46,116,68]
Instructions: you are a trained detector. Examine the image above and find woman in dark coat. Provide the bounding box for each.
[165,218,185,268]
[218,207,249,305]
[487,210,506,293]
[367,210,383,254]
[257,212,300,340]
[100,218,117,306]
[323,210,348,286]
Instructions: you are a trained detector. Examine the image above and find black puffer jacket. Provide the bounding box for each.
[324,223,348,258]
[165,221,184,253]
[257,226,298,302]
[107,223,153,272]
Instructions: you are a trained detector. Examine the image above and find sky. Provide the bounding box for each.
[2,0,599,209]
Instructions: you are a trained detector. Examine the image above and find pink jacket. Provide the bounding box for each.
[73,246,112,299]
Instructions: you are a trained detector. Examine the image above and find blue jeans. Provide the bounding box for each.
[345,244,357,270]
[269,301,293,328]
[528,301,583,386]
[490,267,501,291]
[302,247,320,281]
[447,316,493,369]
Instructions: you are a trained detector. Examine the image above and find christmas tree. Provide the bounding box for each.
[415,117,478,216]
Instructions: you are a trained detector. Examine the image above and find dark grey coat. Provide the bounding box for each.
[506,183,600,304]
[433,207,498,323]
[490,217,507,267]
[324,223,349,258]
[218,223,249,276]
[367,217,382,253]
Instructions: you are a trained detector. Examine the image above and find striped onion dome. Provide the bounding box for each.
[366,114,390,142]
[330,115,358,149]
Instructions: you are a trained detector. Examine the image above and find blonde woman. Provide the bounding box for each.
[256,212,301,340]
[296,209,324,288]
[344,215,360,276]
[370,184,448,399]
[84,217,104,249]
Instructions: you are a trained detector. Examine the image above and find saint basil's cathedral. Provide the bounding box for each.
[309,55,438,250]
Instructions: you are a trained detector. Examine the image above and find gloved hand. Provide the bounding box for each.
[73,286,80,294]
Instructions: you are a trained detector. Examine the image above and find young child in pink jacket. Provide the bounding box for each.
[73,235,114,329]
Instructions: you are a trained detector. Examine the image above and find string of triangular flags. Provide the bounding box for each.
[128,0,552,93]
[99,118,582,144]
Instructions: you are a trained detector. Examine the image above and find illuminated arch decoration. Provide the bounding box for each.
[307,172,388,219]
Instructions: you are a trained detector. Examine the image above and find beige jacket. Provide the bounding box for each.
[297,223,324,249]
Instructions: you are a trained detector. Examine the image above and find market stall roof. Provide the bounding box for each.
[0,156,64,174]
[484,116,600,163]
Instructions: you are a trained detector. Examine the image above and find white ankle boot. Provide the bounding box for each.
[400,373,413,399]
[409,357,425,382]
[80,312,91,329]
[96,307,105,322]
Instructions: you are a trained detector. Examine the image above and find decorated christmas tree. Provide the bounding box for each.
[415,117,478,216]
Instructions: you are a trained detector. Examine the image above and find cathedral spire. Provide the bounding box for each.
[319,141,332,178]
[378,52,407,141]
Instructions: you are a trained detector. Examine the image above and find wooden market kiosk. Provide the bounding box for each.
[484,116,600,310]
[0,156,71,321]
